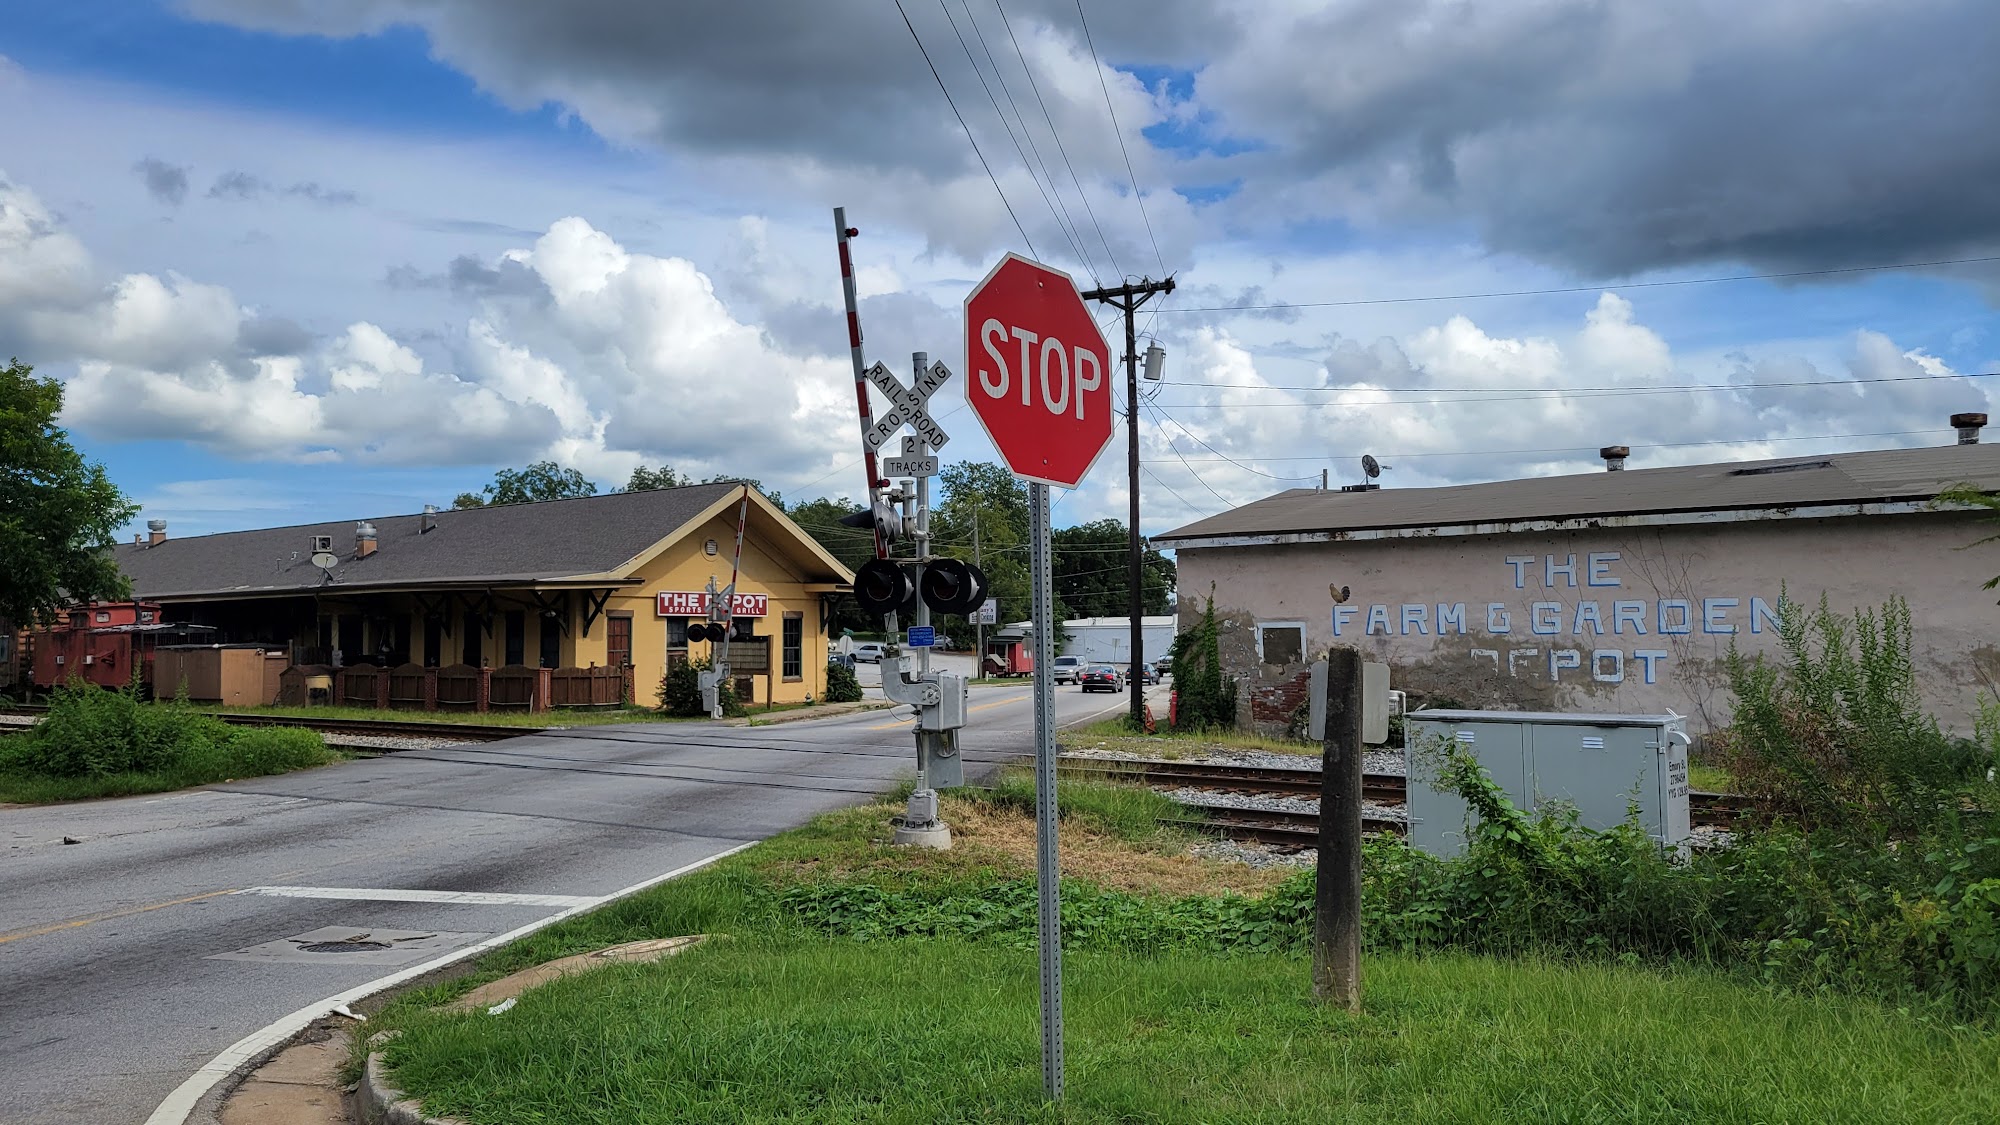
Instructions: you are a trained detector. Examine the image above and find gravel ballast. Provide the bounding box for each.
[1065,745,1407,775]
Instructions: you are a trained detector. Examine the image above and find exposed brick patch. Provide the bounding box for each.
[1250,668,1311,724]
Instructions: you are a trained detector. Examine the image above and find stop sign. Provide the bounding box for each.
[964,254,1114,488]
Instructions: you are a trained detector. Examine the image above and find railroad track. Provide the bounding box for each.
[0,705,535,744]
[1060,755,1753,832]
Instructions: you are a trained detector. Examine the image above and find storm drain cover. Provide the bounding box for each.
[211,926,488,966]
[300,940,393,953]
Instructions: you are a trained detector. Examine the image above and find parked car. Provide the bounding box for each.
[851,642,888,663]
[1079,665,1124,693]
[1051,655,1084,684]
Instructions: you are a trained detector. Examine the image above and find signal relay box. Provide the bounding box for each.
[1404,710,1693,858]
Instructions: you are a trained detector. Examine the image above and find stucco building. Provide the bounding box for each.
[1156,437,2000,736]
[113,482,853,709]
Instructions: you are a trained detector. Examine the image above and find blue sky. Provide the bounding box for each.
[3,0,1997,540]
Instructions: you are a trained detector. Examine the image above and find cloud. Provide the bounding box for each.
[0,171,864,487]
[1129,292,1996,528]
[133,156,189,206]
[207,169,360,205]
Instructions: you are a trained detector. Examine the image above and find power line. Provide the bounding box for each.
[936,0,1096,278]
[1172,369,2000,398]
[1155,253,2000,314]
[1147,405,1320,480]
[993,0,1119,278]
[894,0,1039,259]
[1074,0,1166,282]
[1141,404,1242,504]
[1134,427,1956,467]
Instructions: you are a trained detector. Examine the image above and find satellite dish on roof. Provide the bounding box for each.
[1361,454,1381,480]
[310,552,338,571]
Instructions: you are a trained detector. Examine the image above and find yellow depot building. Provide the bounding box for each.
[112,482,854,710]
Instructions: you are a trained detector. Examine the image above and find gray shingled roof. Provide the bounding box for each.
[118,482,765,599]
[1156,443,2000,543]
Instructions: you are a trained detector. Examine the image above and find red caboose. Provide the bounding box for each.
[30,602,215,694]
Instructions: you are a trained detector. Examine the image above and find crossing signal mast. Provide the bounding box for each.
[834,209,989,847]
[692,484,753,719]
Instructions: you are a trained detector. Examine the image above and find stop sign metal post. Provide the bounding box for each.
[965,254,1115,1101]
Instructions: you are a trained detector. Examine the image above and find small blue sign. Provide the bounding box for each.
[907,626,936,648]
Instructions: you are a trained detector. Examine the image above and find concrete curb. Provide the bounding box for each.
[724,700,892,727]
[358,1034,466,1125]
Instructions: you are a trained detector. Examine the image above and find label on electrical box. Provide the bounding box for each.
[906,626,936,648]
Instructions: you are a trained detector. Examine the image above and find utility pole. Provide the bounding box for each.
[1314,646,1364,1011]
[1080,275,1175,726]
[972,510,983,673]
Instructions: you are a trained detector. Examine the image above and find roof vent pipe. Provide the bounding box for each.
[1600,445,1630,471]
[356,522,378,560]
[420,504,438,534]
[1952,412,1988,445]
[147,519,167,546]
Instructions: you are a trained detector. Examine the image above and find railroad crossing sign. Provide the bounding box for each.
[964,253,1114,489]
[883,435,939,478]
[863,359,952,452]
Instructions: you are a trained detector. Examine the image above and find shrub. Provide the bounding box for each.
[657,656,743,717]
[1168,593,1236,731]
[1712,593,1981,836]
[824,660,863,703]
[0,682,332,788]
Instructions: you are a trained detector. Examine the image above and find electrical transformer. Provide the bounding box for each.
[1404,710,1693,857]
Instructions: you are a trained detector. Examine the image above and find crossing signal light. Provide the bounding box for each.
[919,557,988,616]
[689,621,728,643]
[838,501,901,544]
[853,558,917,618]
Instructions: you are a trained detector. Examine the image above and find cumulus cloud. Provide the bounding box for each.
[0,172,862,486]
[185,0,2000,281]
[133,156,189,206]
[1131,292,1996,527]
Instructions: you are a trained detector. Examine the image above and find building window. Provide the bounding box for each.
[782,613,803,680]
[665,616,689,649]
[95,611,109,623]
[730,617,757,642]
[504,611,526,667]
[1257,621,1306,666]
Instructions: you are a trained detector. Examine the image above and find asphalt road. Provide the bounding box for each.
[0,684,1149,1125]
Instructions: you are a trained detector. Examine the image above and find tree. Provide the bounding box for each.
[1052,518,1176,619]
[1940,485,2000,598]
[789,495,876,634]
[622,464,687,492]
[453,461,598,508]
[703,474,781,511]
[0,360,138,624]
[931,461,1033,624]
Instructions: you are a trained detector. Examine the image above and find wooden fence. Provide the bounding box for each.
[280,662,632,713]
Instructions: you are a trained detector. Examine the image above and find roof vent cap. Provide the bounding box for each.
[1952,412,1988,445]
[1599,445,1630,471]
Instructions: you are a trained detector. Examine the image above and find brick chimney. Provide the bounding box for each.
[355,522,378,560]
[1952,412,1987,445]
[1600,445,1630,471]
[147,519,167,546]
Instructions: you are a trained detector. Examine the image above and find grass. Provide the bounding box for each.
[1688,761,1736,791]
[380,938,2000,1125]
[211,703,694,728]
[358,773,2000,1123]
[0,731,343,803]
[1061,717,1321,758]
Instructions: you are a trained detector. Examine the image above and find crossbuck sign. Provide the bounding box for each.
[863,359,953,453]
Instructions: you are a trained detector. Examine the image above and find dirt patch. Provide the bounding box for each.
[1061,733,1320,761]
[769,799,1288,897]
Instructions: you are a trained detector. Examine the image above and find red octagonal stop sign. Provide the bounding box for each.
[964,254,1114,489]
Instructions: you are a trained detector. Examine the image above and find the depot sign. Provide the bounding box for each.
[657,591,768,618]
[1329,551,1781,686]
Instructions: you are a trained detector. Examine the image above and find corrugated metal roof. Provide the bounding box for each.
[1156,443,2000,543]
[116,483,848,600]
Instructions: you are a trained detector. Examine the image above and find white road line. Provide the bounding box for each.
[144,840,757,1125]
[235,886,599,908]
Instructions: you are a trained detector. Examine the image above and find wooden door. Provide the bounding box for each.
[607,615,632,668]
